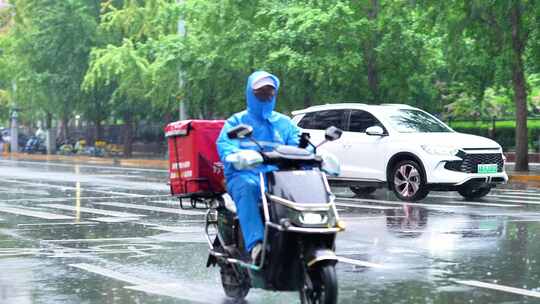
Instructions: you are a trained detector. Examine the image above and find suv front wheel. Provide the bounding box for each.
[391,160,429,201]
[457,185,491,199]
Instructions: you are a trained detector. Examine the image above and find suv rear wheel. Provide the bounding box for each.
[457,185,491,199]
[391,160,429,201]
[350,186,377,196]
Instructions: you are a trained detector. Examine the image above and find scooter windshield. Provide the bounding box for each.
[268,170,329,204]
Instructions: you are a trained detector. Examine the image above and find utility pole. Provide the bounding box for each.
[177,0,188,120]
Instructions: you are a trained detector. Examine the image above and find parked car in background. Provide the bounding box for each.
[291,103,508,201]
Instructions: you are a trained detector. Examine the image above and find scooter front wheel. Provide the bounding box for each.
[300,264,337,304]
[219,263,250,300]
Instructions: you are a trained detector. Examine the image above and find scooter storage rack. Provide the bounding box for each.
[164,119,226,209]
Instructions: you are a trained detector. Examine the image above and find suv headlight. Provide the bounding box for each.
[421,145,459,156]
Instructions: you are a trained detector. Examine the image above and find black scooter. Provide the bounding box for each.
[206,125,345,304]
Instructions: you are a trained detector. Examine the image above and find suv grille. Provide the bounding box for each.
[444,153,504,173]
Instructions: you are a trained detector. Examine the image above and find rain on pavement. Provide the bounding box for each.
[0,158,540,303]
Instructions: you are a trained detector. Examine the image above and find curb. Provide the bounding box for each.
[508,174,540,182]
[2,152,168,170]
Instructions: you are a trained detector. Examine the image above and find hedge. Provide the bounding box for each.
[448,120,540,151]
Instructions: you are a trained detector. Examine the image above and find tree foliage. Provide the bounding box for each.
[0,0,539,166]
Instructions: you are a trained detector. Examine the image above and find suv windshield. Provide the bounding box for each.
[385,109,453,133]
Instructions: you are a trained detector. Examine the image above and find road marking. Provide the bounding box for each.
[335,202,398,210]
[426,196,522,207]
[336,197,465,209]
[41,204,146,218]
[487,199,540,205]
[0,194,171,203]
[42,237,145,243]
[125,283,223,304]
[89,217,141,223]
[493,188,540,194]
[69,263,150,285]
[0,178,146,197]
[0,206,74,220]
[488,194,540,200]
[453,280,540,298]
[337,256,390,269]
[147,225,203,233]
[150,200,181,205]
[94,202,204,215]
[17,221,96,227]
[0,159,168,173]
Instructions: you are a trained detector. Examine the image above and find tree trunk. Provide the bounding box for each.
[45,112,56,154]
[364,0,380,102]
[122,113,133,158]
[303,75,313,108]
[510,0,528,171]
[94,119,104,144]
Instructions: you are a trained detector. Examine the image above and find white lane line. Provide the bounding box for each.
[150,200,181,205]
[426,196,522,207]
[69,263,150,285]
[337,256,390,269]
[1,194,170,203]
[493,189,540,195]
[0,178,145,197]
[488,194,540,200]
[125,283,222,304]
[69,263,221,303]
[147,225,203,233]
[89,217,141,223]
[42,237,144,243]
[41,204,146,218]
[336,197,465,209]
[335,202,398,210]
[0,159,168,173]
[0,206,73,220]
[94,202,204,215]
[487,199,540,205]
[17,222,96,227]
[454,280,540,298]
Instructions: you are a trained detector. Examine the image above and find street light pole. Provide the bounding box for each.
[177,0,187,121]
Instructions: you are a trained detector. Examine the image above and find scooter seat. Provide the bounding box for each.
[222,193,237,214]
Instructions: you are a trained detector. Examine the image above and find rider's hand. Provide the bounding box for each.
[318,149,341,176]
[226,150,263,170]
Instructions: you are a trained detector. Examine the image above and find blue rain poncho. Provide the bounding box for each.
[216,71,300,252]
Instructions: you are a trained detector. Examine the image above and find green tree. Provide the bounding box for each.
[426,0,538,171]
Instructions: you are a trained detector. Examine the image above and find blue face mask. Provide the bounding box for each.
[246,71,280,120]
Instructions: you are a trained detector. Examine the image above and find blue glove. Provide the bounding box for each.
[225,150,264,170]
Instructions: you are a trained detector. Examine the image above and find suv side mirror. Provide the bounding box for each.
[325,126,343,141]
[366,126,385,136]
[227,124,253,139]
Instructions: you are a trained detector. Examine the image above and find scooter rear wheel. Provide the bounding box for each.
[300,264,337,304]
[219,263,250,300]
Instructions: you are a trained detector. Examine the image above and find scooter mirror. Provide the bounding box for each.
[227,124,253,139]
[325,126,342,141]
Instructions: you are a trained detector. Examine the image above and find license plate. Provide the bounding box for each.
[478,164,498,174]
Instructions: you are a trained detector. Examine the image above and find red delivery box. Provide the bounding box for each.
[165,120,226,197]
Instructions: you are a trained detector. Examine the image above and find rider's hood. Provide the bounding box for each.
[246,71,280,120]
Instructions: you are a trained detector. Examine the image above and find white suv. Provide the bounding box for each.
[292,103,508,201]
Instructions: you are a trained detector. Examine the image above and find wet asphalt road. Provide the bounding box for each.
[1,159,540,303]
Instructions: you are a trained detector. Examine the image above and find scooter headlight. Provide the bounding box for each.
[299,212,328,225]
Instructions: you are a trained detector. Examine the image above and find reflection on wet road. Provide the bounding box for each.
[1,159,540,303]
